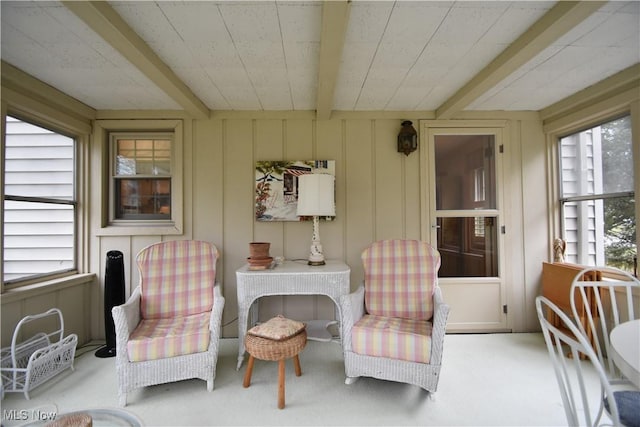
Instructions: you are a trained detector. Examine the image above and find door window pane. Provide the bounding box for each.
[437,216,499,277]
[435,135,496,210]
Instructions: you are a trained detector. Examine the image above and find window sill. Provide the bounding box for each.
[1,273,96,304]
[96,223,182,236]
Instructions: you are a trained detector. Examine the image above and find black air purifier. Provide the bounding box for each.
[95,250,125,358]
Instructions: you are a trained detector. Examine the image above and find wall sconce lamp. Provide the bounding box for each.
[397,120,417,156]
[296,173,335,266]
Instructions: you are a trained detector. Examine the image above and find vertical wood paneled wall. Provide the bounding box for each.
[90,114,546,339]
[90,117,430,338]
[1,275,94,347]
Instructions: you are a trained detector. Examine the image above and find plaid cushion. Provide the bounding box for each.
[137,240,218,319]
[351,314,433,363]
[127,312,211,362]
[362,240,440,320]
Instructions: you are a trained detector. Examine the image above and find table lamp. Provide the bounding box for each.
[296,173,335,265]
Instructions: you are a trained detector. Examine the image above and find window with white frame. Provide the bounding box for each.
[559,115,636,274]
[3,116,77,284]
[110,132,173,221]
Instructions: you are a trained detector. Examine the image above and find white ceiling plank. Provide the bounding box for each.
[62,0,210,119]
[1,2,179,111]
[277,2,322,43]
[430,3,511,46]
[156,2,231,43]
[344,1,394,43]
[316,0,351,120]
[219,3,281,43]
[469,1,640,112]
[1,0,637,114]
[172,66,231,111]
[436,1,607,119]
[386,86,429,112]
[283,42,320,70]
[540,63,640,122]
[1,60,96,121]
[235,41,286,69]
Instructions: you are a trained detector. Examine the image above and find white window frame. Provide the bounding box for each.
[109,131,174,222]
[557,114,635,268]
[95,119,183,236]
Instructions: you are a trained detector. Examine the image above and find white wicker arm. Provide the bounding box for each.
[340,283,365,351]
[429,285,450,366]
[208,283,225,347]
[112,286,142,365]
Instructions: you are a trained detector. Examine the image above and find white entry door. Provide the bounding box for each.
[422,123,508,332]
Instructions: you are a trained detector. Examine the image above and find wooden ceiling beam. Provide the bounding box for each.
[436,1,606,120]
[63,1,210,119]
[316,0,351,121]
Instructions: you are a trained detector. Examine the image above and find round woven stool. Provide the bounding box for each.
[243,329,307,409]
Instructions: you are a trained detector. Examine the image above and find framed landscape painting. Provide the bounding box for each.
[255,160,335,221]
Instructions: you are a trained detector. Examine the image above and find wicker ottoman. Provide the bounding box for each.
[243,321,307,409]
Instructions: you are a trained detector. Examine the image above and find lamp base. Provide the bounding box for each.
[306,216,326,266]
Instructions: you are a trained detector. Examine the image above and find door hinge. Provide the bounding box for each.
[499,144,504,153]
[501,225,506,234]
[503,305,508,314]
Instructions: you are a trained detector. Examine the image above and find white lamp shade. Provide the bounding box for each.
[296,174,335,216]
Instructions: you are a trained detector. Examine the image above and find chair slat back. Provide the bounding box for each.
[570,267,640,379]
[362,240,440,320]
[536,296,621,427]
[137,240,218,319]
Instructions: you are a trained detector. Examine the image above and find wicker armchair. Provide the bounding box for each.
[340,240,449,392]
[112,240,225,406]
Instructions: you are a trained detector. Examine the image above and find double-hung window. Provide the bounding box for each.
[110,133,173,221]
[558,115,636,274]
[3,116,77,284]
[97,119,183,235]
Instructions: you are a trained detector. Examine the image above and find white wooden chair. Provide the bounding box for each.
[112,240,225,406]
[536,296,638,427]
[569,266,639,380]
[340,239,449,392]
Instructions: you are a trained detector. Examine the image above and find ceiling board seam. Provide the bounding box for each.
[401,6,454,111]
[158,3,231,110]
[425,4,511,111]
[217,4,264,111]
[355,2,395,111]
[157,5,183,43]
[275,3,294,110]
[155,3,230,109]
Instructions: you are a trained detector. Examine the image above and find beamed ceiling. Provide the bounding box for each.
[1,1,639,120]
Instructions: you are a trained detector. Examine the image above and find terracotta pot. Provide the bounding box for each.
[249,242,270,259]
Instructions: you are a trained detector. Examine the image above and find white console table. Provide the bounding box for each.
[236,260,350,370]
